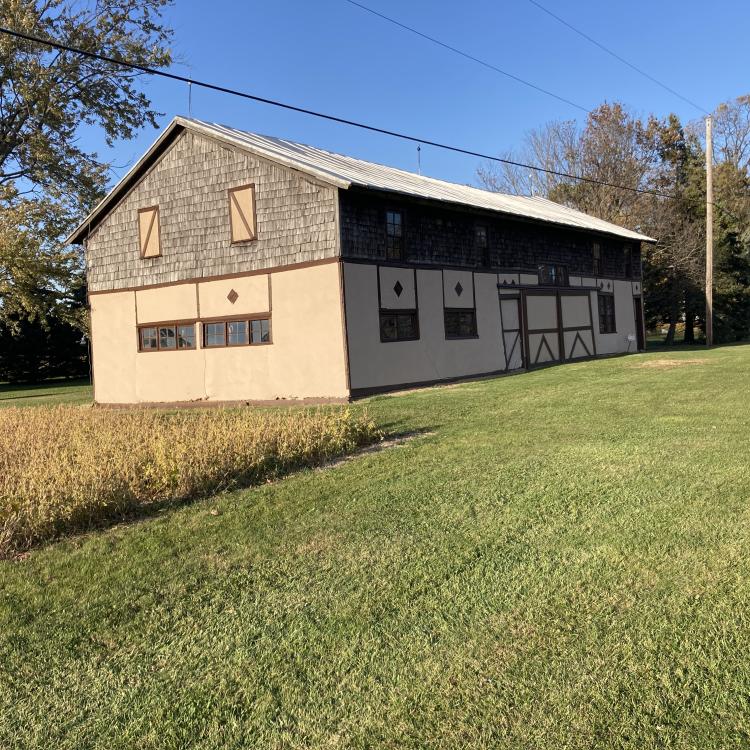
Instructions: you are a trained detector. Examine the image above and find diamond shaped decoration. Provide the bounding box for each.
[393,280,403,298]
[455,281,464,297]
[227,288,239,304]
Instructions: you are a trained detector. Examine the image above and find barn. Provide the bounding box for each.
[67,117,656,404]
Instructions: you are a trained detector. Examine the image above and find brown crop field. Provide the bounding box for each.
[0,405,381,557]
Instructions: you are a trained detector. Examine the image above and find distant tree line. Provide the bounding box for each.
[479,97,750,344]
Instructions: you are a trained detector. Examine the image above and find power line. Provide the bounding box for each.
[343,0,590,114]
[525,0,711,115]
[0,25,678,202]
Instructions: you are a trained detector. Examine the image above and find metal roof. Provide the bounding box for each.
[67,116,657,245]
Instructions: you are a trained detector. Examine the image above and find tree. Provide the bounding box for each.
[0,0,173,377]
[478,99,750,345]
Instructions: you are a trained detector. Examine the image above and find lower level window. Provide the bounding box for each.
[139,323,196,351]
[203,318,271,347]
[444,308,477,339]
[598,294,616,333]
[380,310,418,342]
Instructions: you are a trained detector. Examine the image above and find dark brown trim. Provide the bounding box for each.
[633,295,646,351]
[567,330,592,359]
[138,205,161,258]
[138,317,199,327]
[338,260,352,394]
[199,311,271,324]
[587,291,598,357]
[343,256,643,284]
[88,257,338,296]
[228,183,258,244]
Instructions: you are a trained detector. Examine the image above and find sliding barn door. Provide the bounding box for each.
[524,292,560,366]
[559,292,596,361]
[499,296,524,370]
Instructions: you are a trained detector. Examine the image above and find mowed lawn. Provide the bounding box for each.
[2,347,750,749]
[0,377,92,407]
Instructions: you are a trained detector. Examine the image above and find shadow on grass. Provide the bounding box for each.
[0,377,91,399]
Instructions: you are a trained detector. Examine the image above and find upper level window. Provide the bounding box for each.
[228,184,257,243]
[386,210,403,260]
[475,225,489,266]
[138,206,161,258]
[593,242,601,275]
[538,263,568,287]
[624,245,633,278]
[138,322,196,352]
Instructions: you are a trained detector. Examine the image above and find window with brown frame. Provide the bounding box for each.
[138,206,161,258]
[538,263,569,287]
[598,293,616,334]
[593,242,601,275]
[202,317,271,348]
[379,310,418,342]
[228,184,257,243]
[444,308,478,339]
[138,322,196,352]
[475,224,489,266]
[385,210,403,260]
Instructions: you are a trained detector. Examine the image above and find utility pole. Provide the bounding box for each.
[705,115,714,346]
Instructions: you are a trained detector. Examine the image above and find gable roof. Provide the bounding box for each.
[66,116,657,245]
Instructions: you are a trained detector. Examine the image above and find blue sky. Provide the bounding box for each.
[85,0,750,190]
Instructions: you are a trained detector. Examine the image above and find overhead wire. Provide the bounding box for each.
[0,25,677,201]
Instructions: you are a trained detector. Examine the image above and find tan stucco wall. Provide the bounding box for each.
[90,291,138,404]
[592,280,639,355]
[136,284,198,323]
[198,274,270,318]
[344,263,504,391]
[90,262,348,403]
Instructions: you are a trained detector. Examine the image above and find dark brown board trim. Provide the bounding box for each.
[88,257,338,296]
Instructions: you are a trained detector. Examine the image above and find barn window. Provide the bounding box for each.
[138,322,196,351]
[593,242,601,275]
[598,294,616,334]
[251,318,271,343]
[228,184,257,243]
[138,206,161,258]
[538,263,568,287]
[624,245,633,278]
[385,210,403,260]
[475,225,489,266]
[203,317,271,347]
[227,320,249,346]
[444,308,478,339]
[379,310,418,342]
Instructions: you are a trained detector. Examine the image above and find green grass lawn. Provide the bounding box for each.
[3,347,750,749]
[0,377,92,407]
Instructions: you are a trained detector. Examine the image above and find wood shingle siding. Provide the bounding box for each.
[85,131,339,293]
[339,189,641,279]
